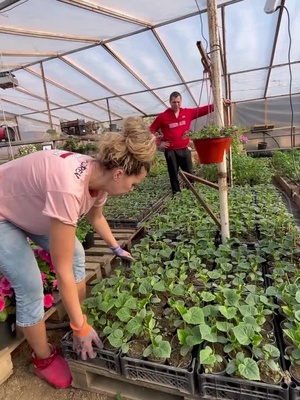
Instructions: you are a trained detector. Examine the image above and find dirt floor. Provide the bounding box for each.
[0,330,113,400]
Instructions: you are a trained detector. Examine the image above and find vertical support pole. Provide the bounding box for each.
[106,98,113,131]
[221,5,233,187]
[40,62,53,129]
[207,0,230,242]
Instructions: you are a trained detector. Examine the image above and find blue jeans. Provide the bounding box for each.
[0,220,85,327]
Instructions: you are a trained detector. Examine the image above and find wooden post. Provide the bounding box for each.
[207,0,230,242]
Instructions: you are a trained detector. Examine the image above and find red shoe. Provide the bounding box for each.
[31,344,72,388]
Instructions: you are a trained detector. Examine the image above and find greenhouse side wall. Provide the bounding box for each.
[234,94,300,150]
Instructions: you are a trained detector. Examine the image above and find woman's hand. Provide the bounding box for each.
[71,315,103,360]
[110,245,135,261]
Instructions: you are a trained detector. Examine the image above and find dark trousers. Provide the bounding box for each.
[164,148,193,194]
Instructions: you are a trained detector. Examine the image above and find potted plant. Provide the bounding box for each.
[188,124,246,164]
[199,345,227,374]
[76,217,94,249]
[0,275,16,350]
[226,351,260,381]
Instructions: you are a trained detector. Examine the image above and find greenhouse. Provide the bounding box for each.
[1,1,300,400]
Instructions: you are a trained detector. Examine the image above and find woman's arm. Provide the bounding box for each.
[86,206,133,260]
[49,217,84,328]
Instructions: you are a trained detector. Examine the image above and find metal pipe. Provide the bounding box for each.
[40,61,53,129]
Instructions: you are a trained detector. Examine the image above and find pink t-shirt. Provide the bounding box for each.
[0,150,107,234]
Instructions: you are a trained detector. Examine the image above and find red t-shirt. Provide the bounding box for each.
[149,105,214,150]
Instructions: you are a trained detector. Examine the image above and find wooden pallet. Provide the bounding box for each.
[0,307,56,385]
[68,360,201,400]
[48,228,141,323]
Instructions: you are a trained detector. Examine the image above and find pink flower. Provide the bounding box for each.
[0,276,11,291]
[49,263,55,273]
[239,134,248,144]
[52,280,58,288]
[0,288,14,298]
[38,249,51,264]
[0,296,5,312]
[44,294,54,309]
[41,273,46,284]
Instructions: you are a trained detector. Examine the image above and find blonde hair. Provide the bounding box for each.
[96,117,156,175]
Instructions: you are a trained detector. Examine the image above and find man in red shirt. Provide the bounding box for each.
[150,91,214,194]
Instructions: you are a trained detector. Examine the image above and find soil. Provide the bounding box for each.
[229,346,252,359]
[205,342,226,357]
[170,335,180,350]
[204,359,226,374]
[262,320,274,333]
[291,365,300,383]
[168,349,191,368]
[158,318,176,333]
[127,340,148,358]
[151,305,164,317]
[147,354,166,364]
[0,331,111,400]
[258,360,282,384]
[156,293,168,307]
[285,346,294,356]
[237,232,257,243]
[259,336,276,347]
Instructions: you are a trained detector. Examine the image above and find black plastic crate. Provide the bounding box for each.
[120,354,196,394]
[289,382,300,400]
[197,370,289,400]
[61,331,121,375]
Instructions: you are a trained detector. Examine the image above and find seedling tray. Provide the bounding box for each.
[61,331,121,375]
[120,354,196,394]
[197,369,289,400]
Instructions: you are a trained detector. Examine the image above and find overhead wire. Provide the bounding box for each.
[276,5,299,184]
[194,0,213,128]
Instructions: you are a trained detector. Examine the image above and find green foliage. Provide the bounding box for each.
[76,217,93,243]
[62,137,80,151]
[226,352,260,381]
[200,154,273,185]
[189,124,246,140]
[272,150,300,181]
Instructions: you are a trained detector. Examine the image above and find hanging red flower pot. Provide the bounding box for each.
[192,137,232,164]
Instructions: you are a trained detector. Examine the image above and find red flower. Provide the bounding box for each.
[44,294,54,309]
[49,263,55,273]
[0,296,5,312]
[41,273,46,284]
[0,288,14,298]
[38,249,51,264]
[0,276,11,291]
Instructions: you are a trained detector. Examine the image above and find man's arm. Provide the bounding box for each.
[189,104,214,120]
[149,115,163,146]
[149,115,170,149]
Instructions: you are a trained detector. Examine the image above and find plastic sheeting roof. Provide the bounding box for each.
[0,0,299,126]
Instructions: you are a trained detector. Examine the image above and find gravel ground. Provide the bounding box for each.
[0,330,112,400]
